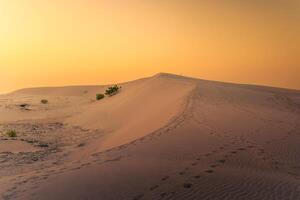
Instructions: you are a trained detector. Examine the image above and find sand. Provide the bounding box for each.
[0,73,299,200]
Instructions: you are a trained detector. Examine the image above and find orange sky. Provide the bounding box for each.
[0,0,299,93]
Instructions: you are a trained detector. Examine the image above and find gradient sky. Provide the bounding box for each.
[0,0,299,93]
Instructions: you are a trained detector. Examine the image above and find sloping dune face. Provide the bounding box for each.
[1,74,300,200]
[65,74,195,151]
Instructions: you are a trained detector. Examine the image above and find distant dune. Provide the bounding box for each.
[0,73,299,200]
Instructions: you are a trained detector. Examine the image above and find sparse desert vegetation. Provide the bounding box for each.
[6,129,17,137]
[19,104,29,108]
[19,104,28,107]
[96,93,105,100]
[41,99,48,104]
[105,85,121,96]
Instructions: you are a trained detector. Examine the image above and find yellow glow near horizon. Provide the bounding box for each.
[0,1,299,93]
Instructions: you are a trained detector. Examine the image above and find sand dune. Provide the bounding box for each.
[0,73,299,200]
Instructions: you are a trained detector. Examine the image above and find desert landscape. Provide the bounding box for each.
[0,73,299,200]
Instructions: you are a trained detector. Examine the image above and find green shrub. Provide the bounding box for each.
[96,93,105,100]
[41,99,48,104]
[6,129,17,137]
[105,85,121,96]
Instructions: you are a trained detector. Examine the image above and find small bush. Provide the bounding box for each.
[19,104,29,108]
[105,85,121,96]
[96,93,105,100]
[6,129,17,137]
[41,99,48,104]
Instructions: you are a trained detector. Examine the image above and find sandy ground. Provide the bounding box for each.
[0,73,299,200]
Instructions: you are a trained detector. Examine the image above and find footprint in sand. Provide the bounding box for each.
[183,183,193,188]
[218,159,226,164]
[179,167,189,174]
[160,193,167,198]
[132,194,144,200]
[179,171,185,175]
[150,185,159,191]
[194,175,201,179]
[205,169,214,173]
